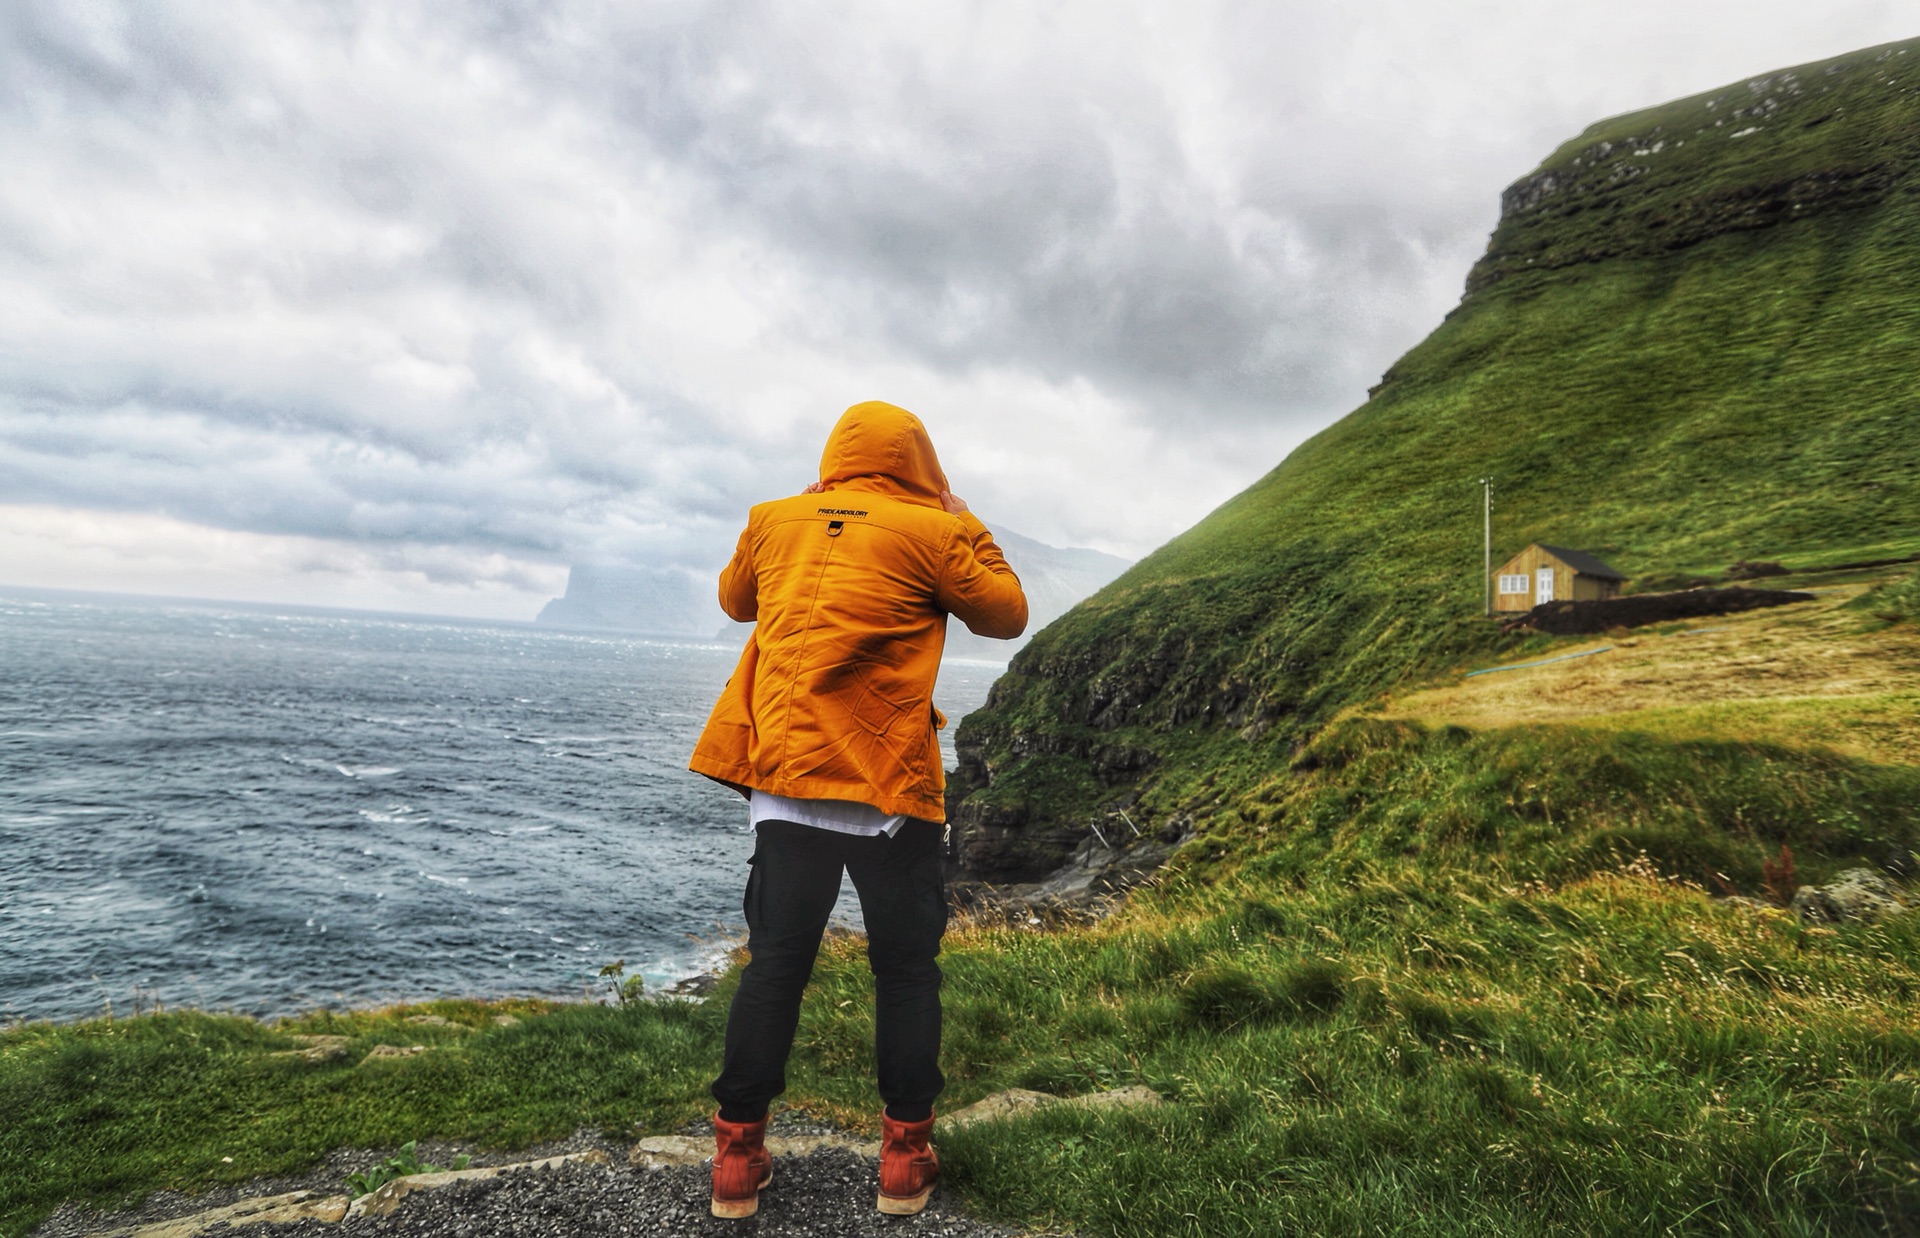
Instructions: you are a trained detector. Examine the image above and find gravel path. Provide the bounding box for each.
[33,1128,1043,1238]
[278,1147,1029,1237]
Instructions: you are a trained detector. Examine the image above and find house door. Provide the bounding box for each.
[1535,567,1555,605]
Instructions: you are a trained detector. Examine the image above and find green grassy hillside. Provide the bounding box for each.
[950,37,1920,883]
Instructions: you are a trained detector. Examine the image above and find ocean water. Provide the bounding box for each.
[0,590,1003,1023]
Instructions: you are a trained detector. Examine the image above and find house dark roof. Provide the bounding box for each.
[1536,544,1628,580]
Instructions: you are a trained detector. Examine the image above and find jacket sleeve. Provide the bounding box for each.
[717,524,758,622]
[937,512,1028,640]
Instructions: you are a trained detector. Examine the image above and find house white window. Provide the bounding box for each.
[1498,574,1529,594]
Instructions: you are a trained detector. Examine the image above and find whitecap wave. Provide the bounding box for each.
[524,735,626,745]
[357,806,427,825]
[335,764,401,778]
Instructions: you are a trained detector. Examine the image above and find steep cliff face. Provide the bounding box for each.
[536,564,722,636]
[947,38,1920,885]
[1465,46,1918,297]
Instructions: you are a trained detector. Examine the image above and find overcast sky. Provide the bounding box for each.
[1,1,1909,618]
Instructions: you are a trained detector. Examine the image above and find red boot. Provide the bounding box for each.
[876,1111,939,1215]
[710,1113,773,1219]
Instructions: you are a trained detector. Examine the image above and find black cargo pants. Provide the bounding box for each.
[711,818,948,1123]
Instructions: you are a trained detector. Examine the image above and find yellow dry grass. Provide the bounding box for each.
[1370,583,1920,766]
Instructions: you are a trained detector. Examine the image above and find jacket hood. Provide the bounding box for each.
[818,401,949,505]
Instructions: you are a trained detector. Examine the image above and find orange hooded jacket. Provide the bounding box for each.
[688,401,1029,821]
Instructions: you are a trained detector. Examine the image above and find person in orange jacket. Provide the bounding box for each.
[689,400,1028,1219]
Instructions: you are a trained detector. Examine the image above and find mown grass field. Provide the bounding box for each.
[1374,576,1920,763]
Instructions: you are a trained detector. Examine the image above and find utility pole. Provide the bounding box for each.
[1479,477,1493,617]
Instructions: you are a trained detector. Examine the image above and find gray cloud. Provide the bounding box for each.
[0,0,1911,608]
[500,3,1436,418]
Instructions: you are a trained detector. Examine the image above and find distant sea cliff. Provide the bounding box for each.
[535,528,1130,658]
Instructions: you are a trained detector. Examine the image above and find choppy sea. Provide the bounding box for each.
[0,589,1002,1023]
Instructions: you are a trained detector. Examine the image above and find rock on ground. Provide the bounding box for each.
[1790,868,1908,924]
[945,1085,1161,1126]
[951,834,1179,924]
[29,1131,625,1238]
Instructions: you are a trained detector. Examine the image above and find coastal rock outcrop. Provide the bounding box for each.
[950,829,1183,919]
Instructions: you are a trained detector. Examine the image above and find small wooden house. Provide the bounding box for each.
[1493,543,1627,612]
